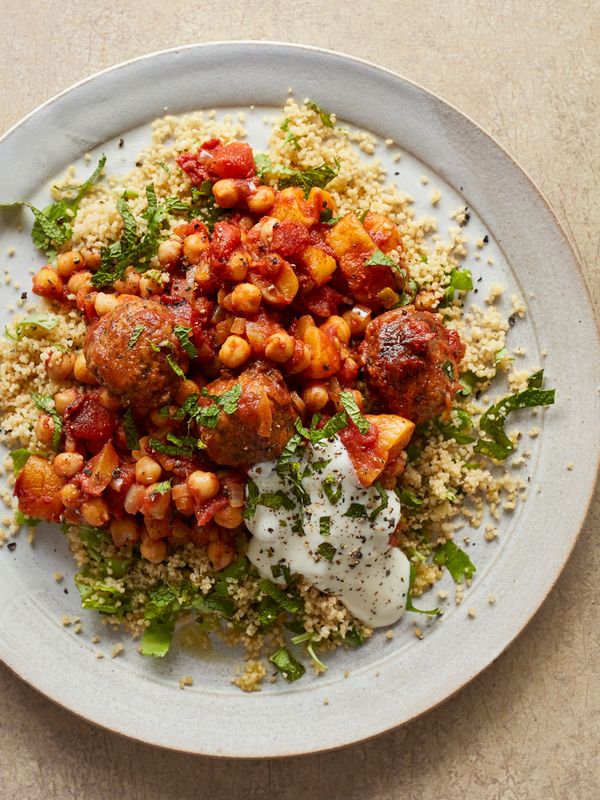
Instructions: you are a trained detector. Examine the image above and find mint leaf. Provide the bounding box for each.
[433,540,476,584]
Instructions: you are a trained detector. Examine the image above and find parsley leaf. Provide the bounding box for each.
[5,312,59,341]
[405,563,441,615]
[339,390,370,434]
[2,155,106,260]
[317,541,336,562]
[122,409,140,450]
[31,392,62,451]
[365,249,396,268]
[92,184,187,288]
[173,325,198,358]
[474,370,555,459]
[307,101,334,128]
[9,448,33,475]
[433,540,476,584]
[269,646,306,682]
[254,155,338,198]
[127,324,145,350]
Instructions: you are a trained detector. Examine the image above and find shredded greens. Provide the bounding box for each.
[5,312,59,341]
[433,540,476,584]
[31,393,62,451]
[254,154,338,198]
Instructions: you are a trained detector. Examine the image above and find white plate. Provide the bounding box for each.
[0,42,598,757]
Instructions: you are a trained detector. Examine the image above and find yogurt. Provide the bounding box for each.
[245,435,410,627]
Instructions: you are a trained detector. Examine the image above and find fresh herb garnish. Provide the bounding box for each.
[457,370,482,396]
[150,480,173,496]
[343,502,368,519]
[9,448,33,475]
[307,101,334,128]
[173,325,198,359]
[5,312,60,341]
[316,541,336,562]
[258,578,303,616]
[269,646,306,682]
[15,510,41,528]
[254,154,338,198]
[31,392,62,451]
[436,409,476,444]
[148,433,205,457]
[319,516,331,537]
[433,540,476,584]
[257,491,295,511]
[295,412,348,445]
[189,181,229,231]
[165,353,185,377]
[395,487,423,508]
[339,390,370,434]
[122,409,140,450]
[369,482,389,521]
[200,383,242,415]
[443,268,473,303]
[2,155,106,260]
[291,631,328,672]
[405,563,441,615]
[127,324,145,350]
[92,184,188,288]
[365,248,397,268]
[323,475,343,504]
[494,347,514,364]
[140,619,176,658]
[474,370,555,460]
[280,118,300,150]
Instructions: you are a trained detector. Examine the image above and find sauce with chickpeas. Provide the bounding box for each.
[14,136,466,625]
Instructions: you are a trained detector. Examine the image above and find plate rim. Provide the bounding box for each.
[0,40,598,758]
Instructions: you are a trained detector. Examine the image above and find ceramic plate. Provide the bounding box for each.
[0,42,598,757]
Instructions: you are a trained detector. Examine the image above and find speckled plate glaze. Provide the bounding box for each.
[0,43,598,757]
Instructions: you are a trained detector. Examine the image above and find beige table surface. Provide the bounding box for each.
[0,2,598,798]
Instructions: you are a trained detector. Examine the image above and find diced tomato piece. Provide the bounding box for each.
[211,142,256,179]
[65,392,116,443]
[161,296,193,327]
[302,284,345,317]
[195,496,228,526]
[270,220,312,257]
[176,152,209,186]
[211,221,242,261]
[201,138,221,151]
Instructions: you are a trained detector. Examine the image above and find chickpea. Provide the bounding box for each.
[149,408,172,427]
[170,519,193,545]
[135,456,162,485]
[322,315,351,345]
[219,335,251,368]
[183,232,210,264]
[212,178,242,208]
[73,352,98,385]
[157,238,183,267]
[207,540,236,571]
[343,305,372,337]
[175,379,200,405]
[140,536,167,564]
[110,517,140,547]
[131,436,150,461]
[56,250,85,278]
[81,498,110,528]
[94,292,119,316]
[35,413,55,446]
[213,504,243,529]
[264,331,295,363]
[45,350,75,381]
[230,282,261,316]
[54,388,78,415]
[225,250,249,282]
[67,271,93,295]
[113,266,141,295]
[80,248,102,271]
[53,452,84,478]
[302,383,329,413]
[98,389,121,411]
[187,470,220,502]
[60,483,82,509]
[247,185,275,215]
[139,274,163,299]
[33,267,64,298]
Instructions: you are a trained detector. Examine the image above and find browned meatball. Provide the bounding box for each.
[359,308,466,424]
[198,364,297,467]
[84,298,185,407]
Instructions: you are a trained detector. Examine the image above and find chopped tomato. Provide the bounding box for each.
[270,220,312,257]
[210,221,242,262]
[211,142,256,179]
[64,392,116,443]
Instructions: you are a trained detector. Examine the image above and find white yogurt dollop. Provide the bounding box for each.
[245,435,410,627]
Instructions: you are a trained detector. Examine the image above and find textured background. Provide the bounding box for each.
[0,2,598,798]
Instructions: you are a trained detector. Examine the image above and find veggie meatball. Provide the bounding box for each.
[359,309,465,424]
[198,364,297,467]
[84,298,185,408]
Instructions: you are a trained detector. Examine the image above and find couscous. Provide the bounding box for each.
[0,100,555,689]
